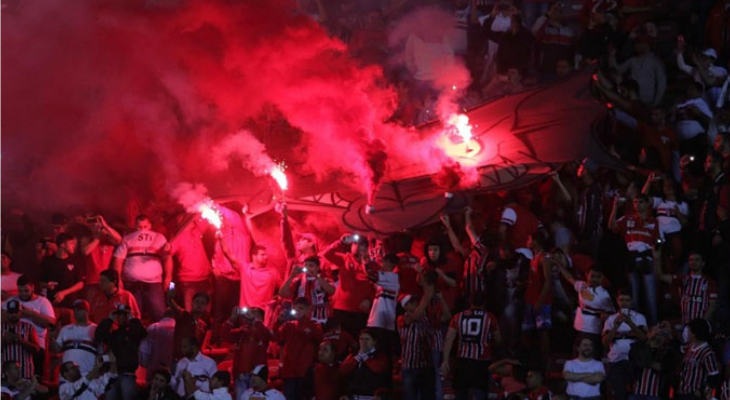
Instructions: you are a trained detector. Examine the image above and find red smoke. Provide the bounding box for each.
[1,0,418,216]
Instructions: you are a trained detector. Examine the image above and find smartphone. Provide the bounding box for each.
[302,267,308,273]
[289,309,297,317]
[237,307,248,316]
[86,216,99,224]
[689,155,696,162]
[102,355,111,362]
[656,238,664,245]
[343,234,361,244]
[168,282,176,291]
[652,174,663,181]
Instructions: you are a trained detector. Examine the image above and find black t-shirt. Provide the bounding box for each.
[40,255,85,307]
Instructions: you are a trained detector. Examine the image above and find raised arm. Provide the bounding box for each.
[404,285,434,325]
[279,205,296,260]
[464,207,479,245]
[441,214,466,257]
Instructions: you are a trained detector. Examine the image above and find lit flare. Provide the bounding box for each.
[270,163,288,191]
[198,200,222,230]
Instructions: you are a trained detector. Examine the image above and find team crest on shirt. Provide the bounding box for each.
[67,263,75,271]
[581,288,595,301]
[626,220,635,228]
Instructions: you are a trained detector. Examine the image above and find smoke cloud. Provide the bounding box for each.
[1,0,426,217]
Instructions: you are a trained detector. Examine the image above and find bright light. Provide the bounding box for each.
[198,200,222,230]
[447,113,473,143]
[270,163,288,191]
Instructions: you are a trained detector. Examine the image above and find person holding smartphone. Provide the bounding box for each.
[80,215,121,302]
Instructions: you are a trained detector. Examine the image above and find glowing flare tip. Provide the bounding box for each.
[198,201,222,230]
[447,113,473,144]
[270,164,288,191]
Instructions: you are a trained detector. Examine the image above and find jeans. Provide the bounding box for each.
[629,271,658,324]
[607,360,632,400]
[432,349,443,400]
[212,276,240,325]
[177,280,211,311]
[105,374,137,400]
[402,368,435,400]
[283,377,305,400]
[234,373,252,400]
[125,281,165,322]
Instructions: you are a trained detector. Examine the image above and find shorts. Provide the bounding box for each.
[453,358,491,391]
[522,304,552,331]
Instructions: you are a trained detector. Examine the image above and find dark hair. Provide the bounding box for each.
[152,368,172,384]
[60,361,75,376]
[424,239,446,265]
[423,270,439,286]
[212,371,231,387]
[636,193,650,203]
[324,318,342,330]
[639,146,662,170]
[470,290,488,308]
[688,318,712,342]
[251,245,267,256]
[192,292,210,303]
[55,232,75,246]
[1,251,12,260]
[135,214,150,223]
[616,286,633,298]
[708,151,724,166]
[100,269,119,286]
[688,80,704,94]
[623,79,640,95]
[359,328,378,342]
[16,275,33,287]
[383,253,400,265]
[294,297,311,308]
[304,255,321,266]
[530,230,553,251]
[182,336,200,349]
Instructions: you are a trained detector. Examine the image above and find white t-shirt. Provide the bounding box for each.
[241,388,286,400]
[2,295,55,349]
[367,271,399,331]
[55,323,98,374]
[676,98,713,140]
[603,310,647,363]
[171,352,218,396]
[563,358,605,397]
[1,271,22,296]
[573,281,615,334]
[114,229,169,283]
[652,197,688,236]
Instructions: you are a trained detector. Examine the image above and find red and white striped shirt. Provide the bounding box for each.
[291,275,332,324]
[674,274,718,325]
[397,314,433,370]
[448,309,498,361]
[463,241,489,298]
[634,367,661,397]
[680,342,720,395]
[1,321,38,379]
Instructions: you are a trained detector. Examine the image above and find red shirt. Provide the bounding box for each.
[396,253,422,298]
[448,309,498,361]
[501,204,540,252]
[525,252,552,305]
[323,329,357,359]
[616,214,659,253]
[311,363,343,400]
[85,242,115,284]
[89,289,141,323]
[332,254,374,313]
[638,123,679,172]
[277,317,323,378]
[221,319,272,375]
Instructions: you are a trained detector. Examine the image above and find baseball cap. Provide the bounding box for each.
[72,299,90,312]
[6,299,20,314]
[399,295,414,308]
[702,48,718,60]
[251,364,268,381]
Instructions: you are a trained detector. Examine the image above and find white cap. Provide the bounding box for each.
[400,295,413,308]
[702,48,718,60]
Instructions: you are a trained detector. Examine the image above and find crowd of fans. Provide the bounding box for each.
[3,0,730,400]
